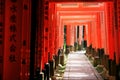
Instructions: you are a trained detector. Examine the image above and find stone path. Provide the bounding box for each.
[63,51,103,80]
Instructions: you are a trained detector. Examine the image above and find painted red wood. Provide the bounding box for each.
[116,0,120,64]
[89,22,92,47]
[105,2,114,60]
[60,23,64,49]
[54,4,58,54]
[72,26,75,46]
[100,11,108,54]
[57,10,64,50]
[0,0,4,79]
[85,22,91,47]
[86,23,89,47]
[49,0,113,2]
[20,0,31,79]
[96,13,101,49]
[3,0,22,79]
[49,2,56,60]
[74,26,77,44]
[66,25,74,46]
[66,25,71,46]
[113,0,118,62]
[104,2,109,56]
[49,3,53,60]
[78,26,82,46]
[42,0,49,68]
[55,12,59,54]
[91,21,95,48]
[55,6,60,54]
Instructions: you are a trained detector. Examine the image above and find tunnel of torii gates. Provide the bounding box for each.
[0,0,120,80]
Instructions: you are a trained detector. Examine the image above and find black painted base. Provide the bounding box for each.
[116,64,120,80]
[42,63,50,80]
[49,60,54,77]
[108,59,116,76]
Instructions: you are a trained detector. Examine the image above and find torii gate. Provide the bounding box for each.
[0,0,120,80]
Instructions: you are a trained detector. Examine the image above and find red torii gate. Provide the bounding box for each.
[0,0,120,80]
[51,0,120,79]
[50,0,113,2]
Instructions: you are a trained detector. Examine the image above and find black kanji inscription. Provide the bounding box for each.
[24,4,28,10]
[0,40,2,44]
[10,5,17,13]
[23,40,26,46]
[10,44,16,52]
[22,59,26,64]
[0,56,3,63]
[0,28,2,32]
[0,35,2,38]
[10,14,16,23]
[10,0,17,3]
[10,24,16,32]
[9,54,16,62]
[10,34,16,42]
[0,22,3,27]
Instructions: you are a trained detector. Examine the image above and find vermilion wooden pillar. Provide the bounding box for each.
[66,24,74,46]
[58,22,60,49]
[43,0,49,68]
[100,11,107,54]
[79,25,83,46]
[116,0,120,65]
[78,25,81,46]
[88,22,92,48]
[66,25,74,46]
[85,22,92,48]
[105,2,114,60]
[0,0,4,80]
[114,1,120,79]
[49,2,53,60]
[113,0,120,79]
[86,22,92,47]
[96,13,102,49]
[84,25,87,42]
[89,22,93,47]
[55,23,59,54]
[74,26,77,44]
[3,0,22,80]
[66,25,70,46]
[49,2,55,60]
[57,13,63,50]
[53,4,57,55]
[60,23,63,49]
[113,0,118,65]
[20,0,31,80]
[66,25,74,47]
[94,20,98,49]
[55,10,59,54]
[35,0,43,72]
[62,24,64,49]
[91,21,96,49]
[55,7,60,54]
[104,3,109,56]
[52,6,56,56]
[85,23,88,47]
[90,22,93,48]
[71,25,75,46]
